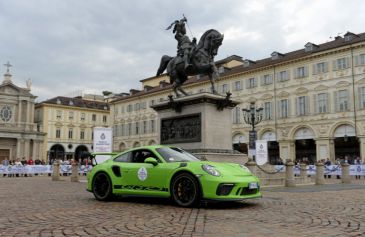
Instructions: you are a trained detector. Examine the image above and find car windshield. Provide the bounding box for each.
[156,147,200,162]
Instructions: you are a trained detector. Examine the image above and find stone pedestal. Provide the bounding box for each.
[151,93,241,162]
[341,163,351,184]
[285,160,296,187]
[246,159,257,175]
[315,162,325,185]
[52,162,60,181]
[300,163,307,179]
[70,163,79,182]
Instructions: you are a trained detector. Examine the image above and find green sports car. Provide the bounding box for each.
[87,145,261,207]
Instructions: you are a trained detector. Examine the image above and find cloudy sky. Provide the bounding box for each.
[1,0,365,102]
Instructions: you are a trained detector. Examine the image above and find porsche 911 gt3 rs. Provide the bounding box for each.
[87,145,261,207]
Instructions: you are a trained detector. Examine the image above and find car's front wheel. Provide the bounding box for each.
[92,172,113,201]
[171,173,200,207]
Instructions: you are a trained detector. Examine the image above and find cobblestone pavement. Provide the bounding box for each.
[0,177,364,237]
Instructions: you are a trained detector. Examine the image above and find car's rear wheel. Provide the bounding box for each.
[171,173,200,207]
[92,172,113,201]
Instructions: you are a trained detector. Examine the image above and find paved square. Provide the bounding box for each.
[0,177,364,237]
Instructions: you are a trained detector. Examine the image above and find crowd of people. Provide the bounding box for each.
[1,157,92,177]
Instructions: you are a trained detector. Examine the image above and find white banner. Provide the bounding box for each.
[275,165,365,176]
[255,140,268,165]
[93,127,113,163]
[0,165,93,175]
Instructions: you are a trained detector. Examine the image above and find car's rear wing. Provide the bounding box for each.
[82,152,119,166]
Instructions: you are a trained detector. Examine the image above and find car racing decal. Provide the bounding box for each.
[137,167,148,181]
[114,185,168,192]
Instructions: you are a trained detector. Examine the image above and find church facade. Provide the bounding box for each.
[0,66,45,163]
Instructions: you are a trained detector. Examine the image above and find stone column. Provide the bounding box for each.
[358,136,365,164]
[285,159,296,187]
[32,140,38,160]
[16,139,22,159]
[315,161,325,185]
[24,139,30,159]
[52,161,60,181]
[245,159,257,176]
[315,139,331,162]
[300,163,307,179]
[329,138,336,163]
[279,140,295,163]
[70,162,79,182]
[341,163,351,184]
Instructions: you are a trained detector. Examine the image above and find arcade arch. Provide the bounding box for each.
[333,124,359,162]
[49,144,65,161]
[293,127,316,164]
[232,133,247,153]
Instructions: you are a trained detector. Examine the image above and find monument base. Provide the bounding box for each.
[151,92,246,164]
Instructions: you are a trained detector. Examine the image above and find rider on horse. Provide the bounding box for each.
[166,16,196,70]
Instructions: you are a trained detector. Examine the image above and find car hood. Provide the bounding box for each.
[190,161,252,177]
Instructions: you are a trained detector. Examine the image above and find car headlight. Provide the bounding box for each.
[239,164,251,173]
[202,164,220,176]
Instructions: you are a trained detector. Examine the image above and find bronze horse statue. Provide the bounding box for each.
[156,29,224,97]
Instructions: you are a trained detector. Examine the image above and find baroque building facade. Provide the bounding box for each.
[110,32,365,164]
[35,95,110,162]
[0,67,44,162]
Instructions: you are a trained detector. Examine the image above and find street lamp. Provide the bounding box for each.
[242,102,263,160]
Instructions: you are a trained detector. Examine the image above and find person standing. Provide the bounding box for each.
[2,157,9,177]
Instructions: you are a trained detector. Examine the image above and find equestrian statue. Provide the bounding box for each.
[156,16,224,97]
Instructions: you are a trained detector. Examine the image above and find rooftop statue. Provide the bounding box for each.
[157,16,224,97]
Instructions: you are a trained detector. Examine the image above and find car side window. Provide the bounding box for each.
[114,152,132,163]
[131,149,160,163]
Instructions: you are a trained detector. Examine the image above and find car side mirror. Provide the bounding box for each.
[144,157,158,166]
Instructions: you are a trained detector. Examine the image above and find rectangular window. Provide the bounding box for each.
[247,78,257,88]
[127,104,133,112]
[150,120,155,133]
[264,102,272,120]
[295,66,308,78]
[134,103,140,111]
[296,96,308,116]
[333,57,350,71]
[338,90,348,111]
[358,54,365,65]
[360,87,365,109]
[81,113,85,121]
[56,128,61,138]
[261,74,273,85]
[143,121,147,134]
[128,123,132,136]
[69,111,74,120]
[92,114,96,122]
[103,115,107,123]
[222,84,228,93]
[68,128,73,139]
[56,110,62,119]
[150,100,155,106]
[278,70,289,82]
[317,93,328,113]
[234,81,242,91]
[121,124,125,136]
[120,106,125,114]
[135,122,139,135]
[232,107,241,124]
[279,99,289,118]
[336,58,347,70]
[80,130,85,140]
[313,62,328,74]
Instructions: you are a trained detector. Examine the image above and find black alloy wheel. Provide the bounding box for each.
[92,172,113,201]
[171,173,200,207]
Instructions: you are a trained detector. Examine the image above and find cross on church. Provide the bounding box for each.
[4,61,12,73]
